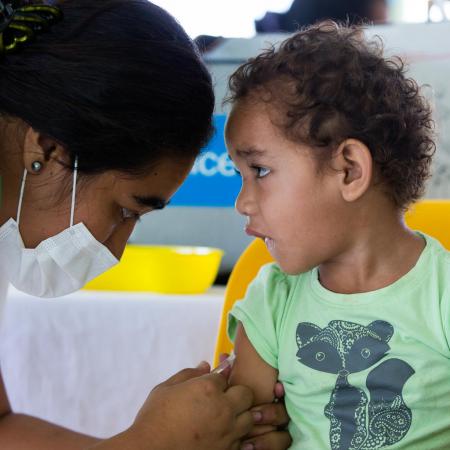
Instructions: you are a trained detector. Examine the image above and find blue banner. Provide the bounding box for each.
[170,114,241,207]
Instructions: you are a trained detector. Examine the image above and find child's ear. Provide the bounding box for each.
[332,139,373,202]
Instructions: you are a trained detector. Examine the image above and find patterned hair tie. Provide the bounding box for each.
[0,0,62,55]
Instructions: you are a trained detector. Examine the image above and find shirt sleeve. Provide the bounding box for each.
[227,263,290,369]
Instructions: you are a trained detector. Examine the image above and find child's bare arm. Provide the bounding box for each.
[229,322,278,405]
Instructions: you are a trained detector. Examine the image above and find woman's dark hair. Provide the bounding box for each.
[0,0,215,174]
[226,21,435,209]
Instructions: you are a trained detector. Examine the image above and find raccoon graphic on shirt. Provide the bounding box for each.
[296,320,415,450]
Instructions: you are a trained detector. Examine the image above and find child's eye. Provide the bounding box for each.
[121,207,141,222]
[252,166,271,178]
[234,168,241,177]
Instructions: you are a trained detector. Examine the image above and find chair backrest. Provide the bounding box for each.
[403,200,450,249]
[212,199,450,365]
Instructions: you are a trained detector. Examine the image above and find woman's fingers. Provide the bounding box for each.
[246,425,277,438]
[159,363,212,387]
[250,402,290,427]
[225,384,254,415]
[274,382,285,399]
[225,385,254,442]
[135,369,256,450]
[240,430,292,450]
[233,410,255,441]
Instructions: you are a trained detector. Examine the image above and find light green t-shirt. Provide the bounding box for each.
[228,233,450,450]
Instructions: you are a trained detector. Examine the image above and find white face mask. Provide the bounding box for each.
[0,157,118,298]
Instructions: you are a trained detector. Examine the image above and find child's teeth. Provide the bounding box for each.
[264,237,274,250]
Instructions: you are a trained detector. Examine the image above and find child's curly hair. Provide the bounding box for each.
[226,21,435,209]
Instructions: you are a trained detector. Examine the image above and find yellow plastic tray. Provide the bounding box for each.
[84,244,224,294]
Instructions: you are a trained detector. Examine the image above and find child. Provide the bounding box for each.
[225,21,450,450]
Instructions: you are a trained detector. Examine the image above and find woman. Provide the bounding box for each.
[0,1,291,449]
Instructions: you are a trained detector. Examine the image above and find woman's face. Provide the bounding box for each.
[3,157,194,259]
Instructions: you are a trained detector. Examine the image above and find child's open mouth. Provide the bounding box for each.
[245,226,275,250]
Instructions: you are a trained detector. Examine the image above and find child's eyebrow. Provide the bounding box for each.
[236,147,267,158]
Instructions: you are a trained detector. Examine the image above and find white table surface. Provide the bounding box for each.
[0,286,225,438]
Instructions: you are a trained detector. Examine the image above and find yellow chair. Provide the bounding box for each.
[213,199,450,365]
[404,200,450,250]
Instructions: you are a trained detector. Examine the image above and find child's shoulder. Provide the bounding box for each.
[422,232,450,267]
[418,233,450,297]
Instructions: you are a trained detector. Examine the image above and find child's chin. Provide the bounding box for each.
[278,260,312,276]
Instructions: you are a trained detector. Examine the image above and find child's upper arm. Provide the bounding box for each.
[229,322,278,406]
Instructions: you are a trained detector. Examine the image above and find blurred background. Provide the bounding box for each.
[150,0,450,37]
[129,0,450,281]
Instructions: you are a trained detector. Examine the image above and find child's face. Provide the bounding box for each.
[226,98,349,275]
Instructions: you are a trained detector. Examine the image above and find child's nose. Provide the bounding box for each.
[235,184,256,216]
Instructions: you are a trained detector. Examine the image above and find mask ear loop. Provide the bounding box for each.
[70,156,78,228]
[17,157,78,229]
[16,169,28,228]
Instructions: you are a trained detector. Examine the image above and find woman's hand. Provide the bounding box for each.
[126,362,255,450]
[238,382,291,450]
[219,353,292,450]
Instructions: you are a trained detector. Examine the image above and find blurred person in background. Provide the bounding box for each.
[255,0,388,32]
